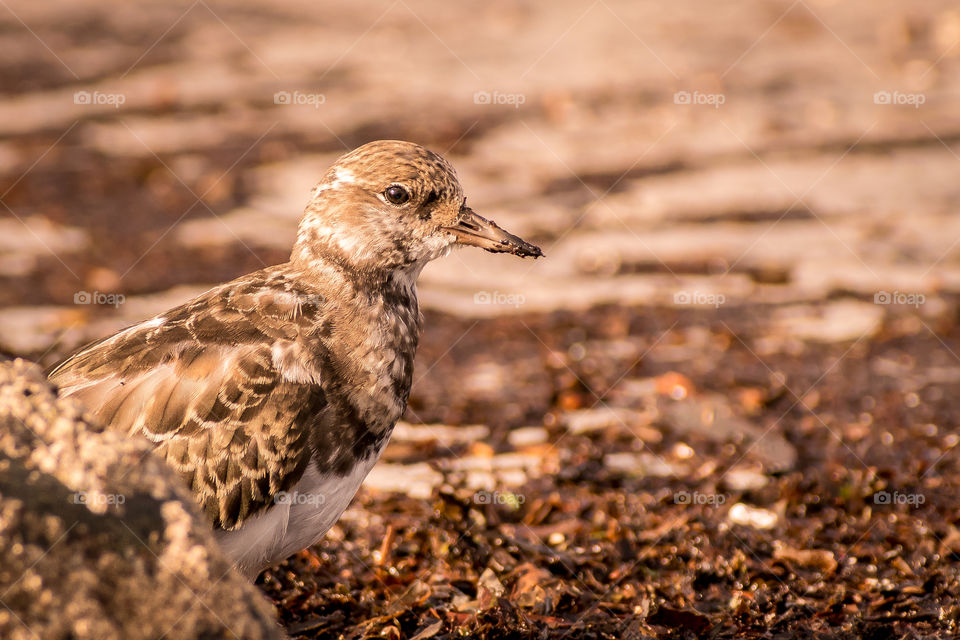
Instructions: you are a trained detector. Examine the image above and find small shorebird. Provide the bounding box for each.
[50,140,541,577]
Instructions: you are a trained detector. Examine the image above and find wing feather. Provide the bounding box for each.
[49,273,329,529]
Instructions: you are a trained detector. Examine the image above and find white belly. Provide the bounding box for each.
[215,448,385,578]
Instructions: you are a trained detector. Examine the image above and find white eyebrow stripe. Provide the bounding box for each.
[333,168,355,185]
[311,168,357,198]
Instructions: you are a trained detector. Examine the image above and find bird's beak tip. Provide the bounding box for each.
[443,208,543,259]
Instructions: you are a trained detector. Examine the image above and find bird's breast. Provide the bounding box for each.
[303,299,420,475]
[339,318,418,433]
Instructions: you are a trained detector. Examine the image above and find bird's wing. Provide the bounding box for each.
[49,275,328,529]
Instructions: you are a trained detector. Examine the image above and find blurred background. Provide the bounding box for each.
[2,0,960,637]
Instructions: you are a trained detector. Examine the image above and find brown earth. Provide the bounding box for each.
[1,0,959,637]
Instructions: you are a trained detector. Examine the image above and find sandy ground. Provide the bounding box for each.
[2,0,960,637]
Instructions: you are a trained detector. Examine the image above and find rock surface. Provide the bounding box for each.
[0,359,284,640]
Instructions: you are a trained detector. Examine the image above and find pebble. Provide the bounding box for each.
[506,426,548,447]
[603,452,684,478]
[562,407,640,435]
[727,503,779,529]
[723,467,769,491]
[363,463,443,500]
[391,422,490,445]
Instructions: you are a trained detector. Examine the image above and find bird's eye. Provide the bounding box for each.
[384,185,410,205]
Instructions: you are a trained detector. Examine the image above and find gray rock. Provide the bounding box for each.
[658,393,797,472]
[0,359,285,640]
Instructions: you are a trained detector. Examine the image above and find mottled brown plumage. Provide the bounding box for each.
[49,140,541,577]
[52,274,329,529]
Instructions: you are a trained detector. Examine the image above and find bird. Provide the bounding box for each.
[49,140,542,578]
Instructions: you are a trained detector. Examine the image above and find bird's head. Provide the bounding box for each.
[292,140,542,277]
